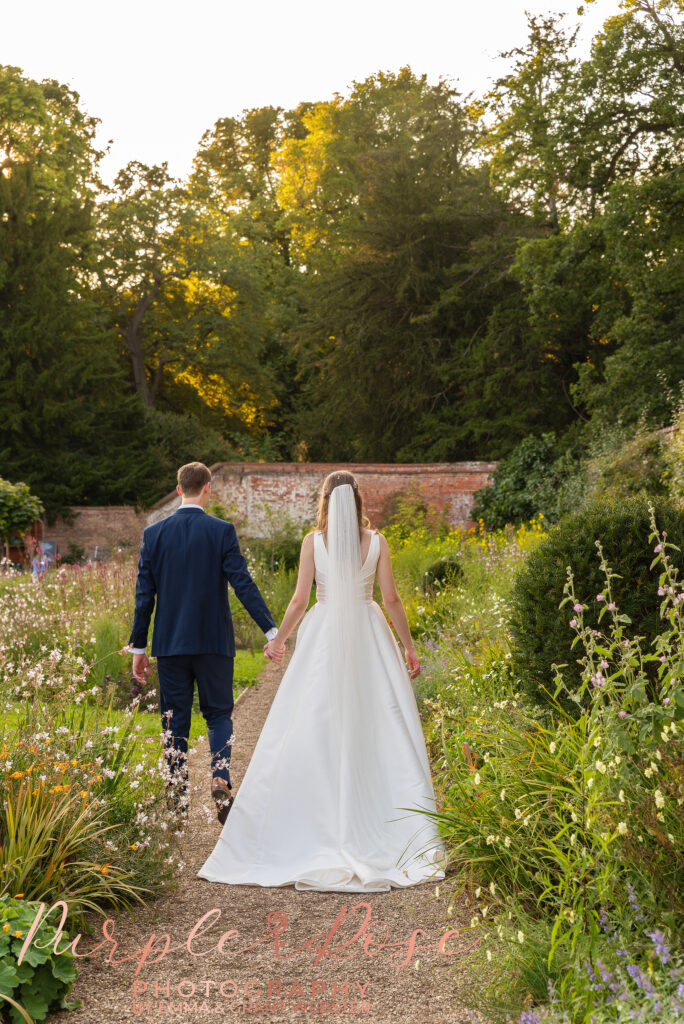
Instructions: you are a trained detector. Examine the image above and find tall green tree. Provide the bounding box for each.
[273,68,553,460]
[0,66,161,517]
[189,105,313,457]
[486,0,684,438]
[95,159,276,441]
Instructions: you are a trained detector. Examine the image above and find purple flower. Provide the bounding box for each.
[596,958,614,985]
[596,593,605,601]
[646,928,672,963]
[608,602,616,611]
[573,602,583,613]
[619,710,627,718]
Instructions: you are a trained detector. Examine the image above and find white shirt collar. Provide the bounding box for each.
[177,503,205,510]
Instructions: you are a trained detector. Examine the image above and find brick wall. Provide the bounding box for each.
[44,507,146,560]
[42,461,497,557]
[147,461,497,535]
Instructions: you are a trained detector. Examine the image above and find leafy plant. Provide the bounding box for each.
[0,894,80,1023]
[422,555,464,595]
[0,480,44,563]
[509,493,684,713]
[471,432,562,530]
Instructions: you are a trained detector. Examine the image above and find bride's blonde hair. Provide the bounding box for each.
[316,471,371,534]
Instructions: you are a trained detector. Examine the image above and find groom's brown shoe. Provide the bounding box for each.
[211,777,234,825]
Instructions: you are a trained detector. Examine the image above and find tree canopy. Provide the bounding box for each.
[1,0,682,515]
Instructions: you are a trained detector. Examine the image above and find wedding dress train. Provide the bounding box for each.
[197,528,448,892]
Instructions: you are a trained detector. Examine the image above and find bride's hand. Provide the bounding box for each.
[264,639,285,664]
[405,646,421,679]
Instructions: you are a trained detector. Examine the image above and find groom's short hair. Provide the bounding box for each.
[178,462,211,496]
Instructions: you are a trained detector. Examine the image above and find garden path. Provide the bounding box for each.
[46,648,487,1024]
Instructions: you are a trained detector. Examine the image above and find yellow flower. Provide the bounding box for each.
[2,923,10,932]
[14,930,22,938]
[9,771,24,780]
[101,864,111,875]
[129,843,138,850]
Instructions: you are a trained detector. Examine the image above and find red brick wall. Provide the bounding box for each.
[148,461,497,536]
[42,461,497,557]
[44,507,146,560]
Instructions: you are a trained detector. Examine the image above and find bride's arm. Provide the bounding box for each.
[264,532,315,662]
[375,533,420,678]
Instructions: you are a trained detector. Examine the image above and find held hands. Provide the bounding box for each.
[264,638,285,664]
[405,645,421,680]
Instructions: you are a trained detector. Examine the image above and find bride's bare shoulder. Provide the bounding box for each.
[374,530,390,552]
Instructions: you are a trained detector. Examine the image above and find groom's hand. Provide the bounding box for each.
[132,652,151,685]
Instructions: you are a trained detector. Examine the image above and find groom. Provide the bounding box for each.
[128,461,278,824]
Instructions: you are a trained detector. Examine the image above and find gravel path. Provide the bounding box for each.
[45,649,489,1024]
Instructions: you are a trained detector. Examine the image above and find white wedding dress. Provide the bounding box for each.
[197,526,448,892]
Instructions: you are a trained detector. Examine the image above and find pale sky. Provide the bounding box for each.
[3,0,616,185]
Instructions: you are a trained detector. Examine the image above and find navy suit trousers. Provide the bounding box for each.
[157,654,235,791]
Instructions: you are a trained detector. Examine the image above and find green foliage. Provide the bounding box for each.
[419,499,684,1024]
[471,431,584,529]
[380,483,452,543]
[422,555,464,596]
[509,492,684,712]
[571,170,684,432]
[57,540,86,566]
[0,67,163,519]
[275,69,546,461]
[0,895,80,1023]
[0,479,44,560]
[661,387,684,505]
[585,420,670,503]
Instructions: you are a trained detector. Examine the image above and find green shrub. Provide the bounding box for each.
[0,895,79,1022]
[471,431,584,530]
[421,554,464,595]
[57,540,85,566]
[508,492,684,712]
[380,483,452,542]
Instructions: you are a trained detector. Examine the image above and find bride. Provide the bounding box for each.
[197,470,448,892]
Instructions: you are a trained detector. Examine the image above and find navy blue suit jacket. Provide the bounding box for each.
[128,507,276,657]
